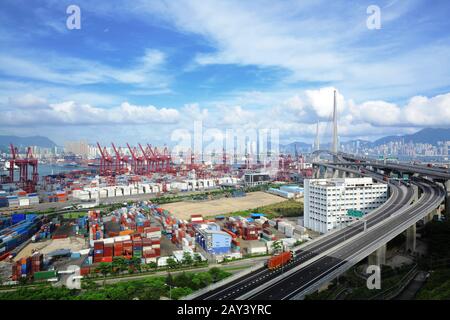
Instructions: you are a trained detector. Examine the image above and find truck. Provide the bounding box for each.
[266,251,293,270]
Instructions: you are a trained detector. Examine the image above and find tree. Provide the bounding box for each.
[128,257,142,273]
[95,263,112,285]
[148,261,158,270]
[167,257,178,269]
[112,257,127,275]
[174,272,192,288]
[193,253,203,266]
[166,273,175,287]
[182,251,193,266]
[191,272,213,289]
[81,278,98,291]
[272,240,283,254]
[208,267,223,282]
[170,287,193,300]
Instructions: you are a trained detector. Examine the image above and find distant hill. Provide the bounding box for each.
[280,128,450,155]
[280,141,313,154]
[371,128,450,146]
[0,135,58,149]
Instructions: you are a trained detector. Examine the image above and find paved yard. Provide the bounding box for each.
[160,191,286,219]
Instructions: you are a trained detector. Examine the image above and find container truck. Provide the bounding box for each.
[266,251,293,270]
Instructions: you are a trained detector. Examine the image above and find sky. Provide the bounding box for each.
[1,0,450,147]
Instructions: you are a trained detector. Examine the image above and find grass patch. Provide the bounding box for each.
[0,267,231,300]
[62,211,87,219]
[207,199,303,219]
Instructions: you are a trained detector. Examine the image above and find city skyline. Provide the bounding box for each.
[1,0,450,146]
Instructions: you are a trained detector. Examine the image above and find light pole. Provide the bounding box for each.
[165,283,173,299]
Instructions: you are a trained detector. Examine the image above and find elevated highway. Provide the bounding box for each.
[187,153,445,301]
[190,166,419,300]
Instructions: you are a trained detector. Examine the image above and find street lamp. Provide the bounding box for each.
[165,283,174,299]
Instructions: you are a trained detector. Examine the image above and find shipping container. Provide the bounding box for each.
[267,251,292,270]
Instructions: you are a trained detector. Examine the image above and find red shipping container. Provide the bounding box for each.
[80,267,91,276]
[142,238,152,246]
[93,256,103,263]
[94,241,104,250]
[267,251,292,270]
[101,256,113,263]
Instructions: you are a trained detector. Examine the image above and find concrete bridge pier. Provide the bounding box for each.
[313,164,320,179]
[338,170,346,179]
[423,207,440,224]
[412,184,419,203]
[368,244,386,266]
[318,281,331,293]
[445,180,450,217]
[332,169,339,178]
[406,224,416,253]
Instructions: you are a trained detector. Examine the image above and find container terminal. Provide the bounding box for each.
[0,142,311,286]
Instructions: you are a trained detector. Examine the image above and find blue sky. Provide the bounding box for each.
[1,0,450,146]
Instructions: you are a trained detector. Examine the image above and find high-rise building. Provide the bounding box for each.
[304,177,388,234]
[64,140,89,158]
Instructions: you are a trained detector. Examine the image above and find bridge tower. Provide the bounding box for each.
[331,90,338,154]
[314,121,320,151]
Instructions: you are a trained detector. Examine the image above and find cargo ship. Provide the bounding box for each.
[0,214,44,261]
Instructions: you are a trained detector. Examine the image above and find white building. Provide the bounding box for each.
[243,172,271,187]
[304,177,388,234]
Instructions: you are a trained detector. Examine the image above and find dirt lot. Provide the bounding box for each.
[160,191,286,219]
[13,237,88,262]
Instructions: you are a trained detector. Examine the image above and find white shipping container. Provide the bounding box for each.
[248,246,267,255]
[19,198,30,206]
[145,258,157,264]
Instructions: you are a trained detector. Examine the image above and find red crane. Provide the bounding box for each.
[8,144,38,193]
[138,143,156,174]
[111,143,129,175]
[96,142,114,176]
[127,143,145,175]
[161,146,174,173]
[152,146,163,172]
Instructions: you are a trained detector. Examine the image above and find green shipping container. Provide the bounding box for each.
[133,251,142,257]
[33,270,57,280]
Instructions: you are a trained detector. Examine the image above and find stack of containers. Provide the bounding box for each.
[0,191,8,208]
[103,242,113,262]
[7,195,19,207]
[11,263,22,281]
[142,238,155,261]
[19,257,32,277]
[18,196,30,207]
[0,216,12,231]
[191,214,203,224]
[284,224,295,238]
[114,241,123,257]
[123,240,133,258]
[31,252,43,273]
[132,238,143,259]
[261,228,276,241]
[55,191,67,202]
[27,193,39,205]
[242,224,260,240]
[277,221,287,233]
[93,241,104,263]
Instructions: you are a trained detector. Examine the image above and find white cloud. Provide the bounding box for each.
[8,94,47,109]
[3,97,180,126]
[0,48,170,89]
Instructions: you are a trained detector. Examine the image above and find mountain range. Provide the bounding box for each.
[0,127,448,154]
[0,135,58,150]
[280,127,450,154]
